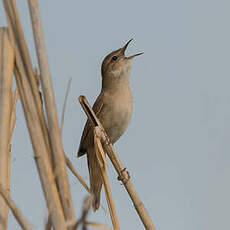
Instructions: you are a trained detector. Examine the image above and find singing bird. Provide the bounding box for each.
[77,39,142,211]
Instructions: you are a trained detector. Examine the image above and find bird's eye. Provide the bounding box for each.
[112,56,118,61]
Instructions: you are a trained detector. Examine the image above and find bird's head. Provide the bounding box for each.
[101,39,142,80]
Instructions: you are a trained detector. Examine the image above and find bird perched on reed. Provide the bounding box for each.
[77,39,142,211]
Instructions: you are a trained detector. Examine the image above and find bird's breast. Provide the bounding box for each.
[100,87,133,143]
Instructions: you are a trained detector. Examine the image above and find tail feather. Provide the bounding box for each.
[87,148,102,211]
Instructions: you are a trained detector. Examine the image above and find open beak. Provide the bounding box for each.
[127,52,143,59]
[121,39,143,59]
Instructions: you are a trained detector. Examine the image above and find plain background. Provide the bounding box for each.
[0,0,230,229]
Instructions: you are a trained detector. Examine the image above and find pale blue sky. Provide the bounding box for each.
[1,0,230,229]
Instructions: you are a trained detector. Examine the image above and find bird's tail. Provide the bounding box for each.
[87,148,102,211]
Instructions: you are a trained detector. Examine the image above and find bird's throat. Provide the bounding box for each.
[101,75,130,92]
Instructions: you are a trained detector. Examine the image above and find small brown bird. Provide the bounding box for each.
[77,39,142,211]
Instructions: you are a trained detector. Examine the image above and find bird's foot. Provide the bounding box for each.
[117,167,130,185]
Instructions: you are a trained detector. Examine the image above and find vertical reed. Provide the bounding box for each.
[0,28,14,230]
[27,0,75,221]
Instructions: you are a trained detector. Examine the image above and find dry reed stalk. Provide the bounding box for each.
[78,95,156,230]
[45,217,52,230]
[0,183,32,230]
[27,0,75,221]
[0,27,14,229]
[5,88,19,229]
[73,195,93,229]
[61,78,72,134]
[9,89,19,145]
[94,127,120,230]
[59,78,91,192]
[45,155,100,228]
[33,68,54,165]
[3,1,67,229]
[65,156,90,193]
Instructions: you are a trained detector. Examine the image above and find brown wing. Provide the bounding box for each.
[77,92,104,157]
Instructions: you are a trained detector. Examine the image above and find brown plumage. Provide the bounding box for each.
[77,39,142,211]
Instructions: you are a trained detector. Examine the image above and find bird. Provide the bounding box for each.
[77,39,142,211]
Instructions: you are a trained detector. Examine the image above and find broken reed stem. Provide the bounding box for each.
[61,78,72,134]
[0,27,14,230]
[73,195,93,229]
[0,183,32,230]
[27,0,75,222]
[3,1,67,229]
[94,127,120,230]
[78,95,156,230]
